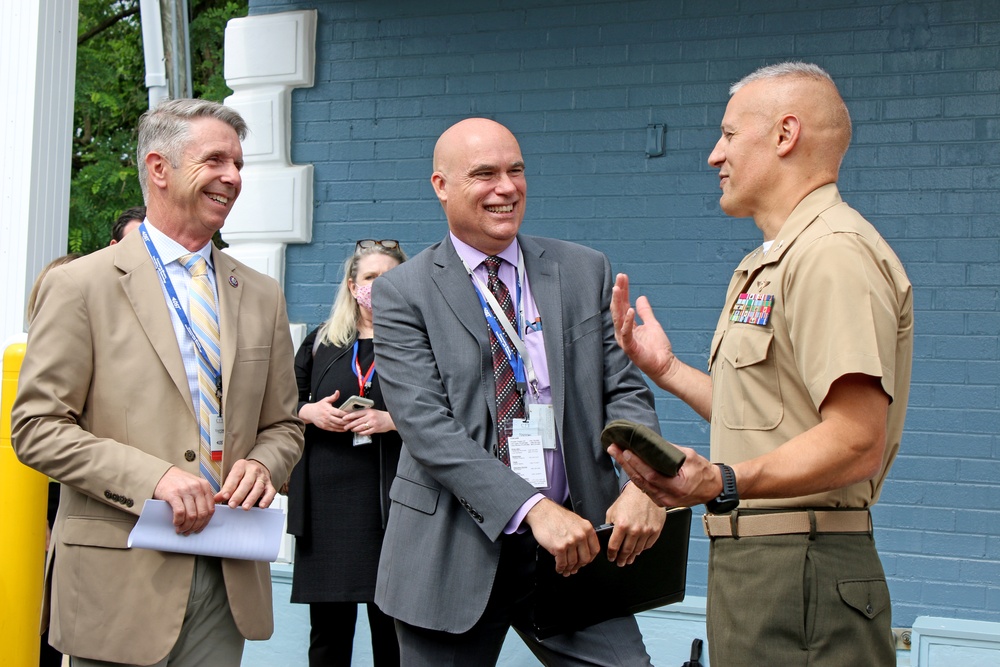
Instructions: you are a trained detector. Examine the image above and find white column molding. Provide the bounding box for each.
[0,1,78,341]
[912,616,1000,666]
[221,10,317,281]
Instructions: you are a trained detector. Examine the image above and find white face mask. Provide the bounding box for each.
[355,283,373,311]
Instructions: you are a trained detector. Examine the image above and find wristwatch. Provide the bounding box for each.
[705,463,739,514]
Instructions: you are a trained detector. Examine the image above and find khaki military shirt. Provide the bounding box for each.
[708,184,913,509]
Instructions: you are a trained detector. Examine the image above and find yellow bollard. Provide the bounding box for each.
[1,342,48,666]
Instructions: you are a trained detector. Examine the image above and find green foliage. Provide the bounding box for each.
[190,1,248,102]
[70,0,248,254]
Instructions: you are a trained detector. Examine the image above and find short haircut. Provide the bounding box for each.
[136,99,249,201]
[112,206,146,242]
[730,61,852,150]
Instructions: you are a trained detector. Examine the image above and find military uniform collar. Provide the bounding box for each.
[736,183,843,272]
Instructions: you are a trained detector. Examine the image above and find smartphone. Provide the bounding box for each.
[339,395,374,411]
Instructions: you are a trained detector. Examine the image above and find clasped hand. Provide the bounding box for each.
[153,458,275,535]
[301,389,392,436]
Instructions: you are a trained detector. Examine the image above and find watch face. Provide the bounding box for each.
[707,498,739,514]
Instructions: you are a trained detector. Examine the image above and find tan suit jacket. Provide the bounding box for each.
[12,231,304,664]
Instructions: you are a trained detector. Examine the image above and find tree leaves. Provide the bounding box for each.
[70,0,247,253]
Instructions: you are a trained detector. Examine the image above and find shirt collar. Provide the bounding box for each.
[449,232,519,270]
[144,220,214,268]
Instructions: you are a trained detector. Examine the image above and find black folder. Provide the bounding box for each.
[531,506,692,640]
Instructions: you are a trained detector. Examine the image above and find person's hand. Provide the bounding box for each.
[608,444,721,509]
[342,408,395,436]
[612,273,677,383]
[524,499,600,576]
[153,466,216,535]
[216,459,275,510]
[604,482,666,566]
[300,390,350,432]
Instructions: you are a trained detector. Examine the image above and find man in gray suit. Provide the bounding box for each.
[371,118,666,665]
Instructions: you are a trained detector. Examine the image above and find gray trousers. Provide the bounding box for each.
[394,531,653,667]
[707,531,895,666]
[71,556,244,667]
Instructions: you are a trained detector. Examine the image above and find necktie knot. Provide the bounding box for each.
[484,256,502,280]
[180,253,208,278]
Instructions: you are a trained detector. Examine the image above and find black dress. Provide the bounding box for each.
[288,329,402,603]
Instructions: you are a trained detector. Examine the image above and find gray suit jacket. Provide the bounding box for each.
[12,230,304,664]
[372,234,659,633]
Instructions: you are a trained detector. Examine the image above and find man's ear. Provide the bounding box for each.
[430,172,447,204]
[775,114,801,157]
[145,151,170,189]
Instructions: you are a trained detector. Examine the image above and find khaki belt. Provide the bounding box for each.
[703,509,872,538]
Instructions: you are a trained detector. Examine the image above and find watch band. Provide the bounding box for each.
[706,462,739,514]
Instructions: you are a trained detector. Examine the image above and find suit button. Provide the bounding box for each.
[104,490,112,499]
[126,498,134,508]
[184,450,196,462]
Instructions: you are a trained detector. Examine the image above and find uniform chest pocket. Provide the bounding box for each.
[716,326,782,430]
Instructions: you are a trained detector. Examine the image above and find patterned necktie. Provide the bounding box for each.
[179,253,223,491]
[484,256,524,466]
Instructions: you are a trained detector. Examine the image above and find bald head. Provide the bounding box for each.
[430,118,527,255]
[433,118,520,174]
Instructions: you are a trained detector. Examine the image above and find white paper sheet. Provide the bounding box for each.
[127,499,286,561]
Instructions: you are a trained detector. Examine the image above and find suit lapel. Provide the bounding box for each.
[430,238,496,420]
[115,234,194,418]
[213,246,242,417]
[520,236,565,435]
[431,238,492,352]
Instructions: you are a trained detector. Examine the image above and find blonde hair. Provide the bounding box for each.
[316,244,407,348]
[27,254,82,324]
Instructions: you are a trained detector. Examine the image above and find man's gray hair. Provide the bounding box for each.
[730,61,852,151]
[730,61,835,95]
[136,98,248,201]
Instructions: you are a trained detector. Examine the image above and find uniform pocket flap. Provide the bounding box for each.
[61,516,137,549]
[720,327,773,369]
[838,578,890,619]
[389,475,440,515]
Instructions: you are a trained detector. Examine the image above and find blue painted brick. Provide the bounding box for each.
[266,0,1000,628]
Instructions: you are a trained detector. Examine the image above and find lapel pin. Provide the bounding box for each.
[229,276,239,288]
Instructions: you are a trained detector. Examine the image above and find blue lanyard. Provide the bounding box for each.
[139,223,222,398]
[470,276,527,390]
[351,340,376,396]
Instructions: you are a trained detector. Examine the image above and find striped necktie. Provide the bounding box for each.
[179,253,223,491]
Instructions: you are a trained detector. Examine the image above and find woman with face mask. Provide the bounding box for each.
[287,239,407,666]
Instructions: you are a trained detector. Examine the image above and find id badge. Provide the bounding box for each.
[508,423,548,488]
[353,432,372,446]
[211,416,225,461]
[527,403,557,450]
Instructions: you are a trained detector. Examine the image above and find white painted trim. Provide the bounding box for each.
[0,1,79,341]
[222,10,317,282]
[912,616,1000,666]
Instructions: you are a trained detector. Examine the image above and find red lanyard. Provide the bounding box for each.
[352,340,376,397]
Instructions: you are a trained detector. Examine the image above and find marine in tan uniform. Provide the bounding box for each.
[608,62,913,666]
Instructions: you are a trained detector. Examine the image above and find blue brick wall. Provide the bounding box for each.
[253,0,1000,627]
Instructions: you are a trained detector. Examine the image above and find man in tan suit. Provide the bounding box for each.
[13,99,304,666]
